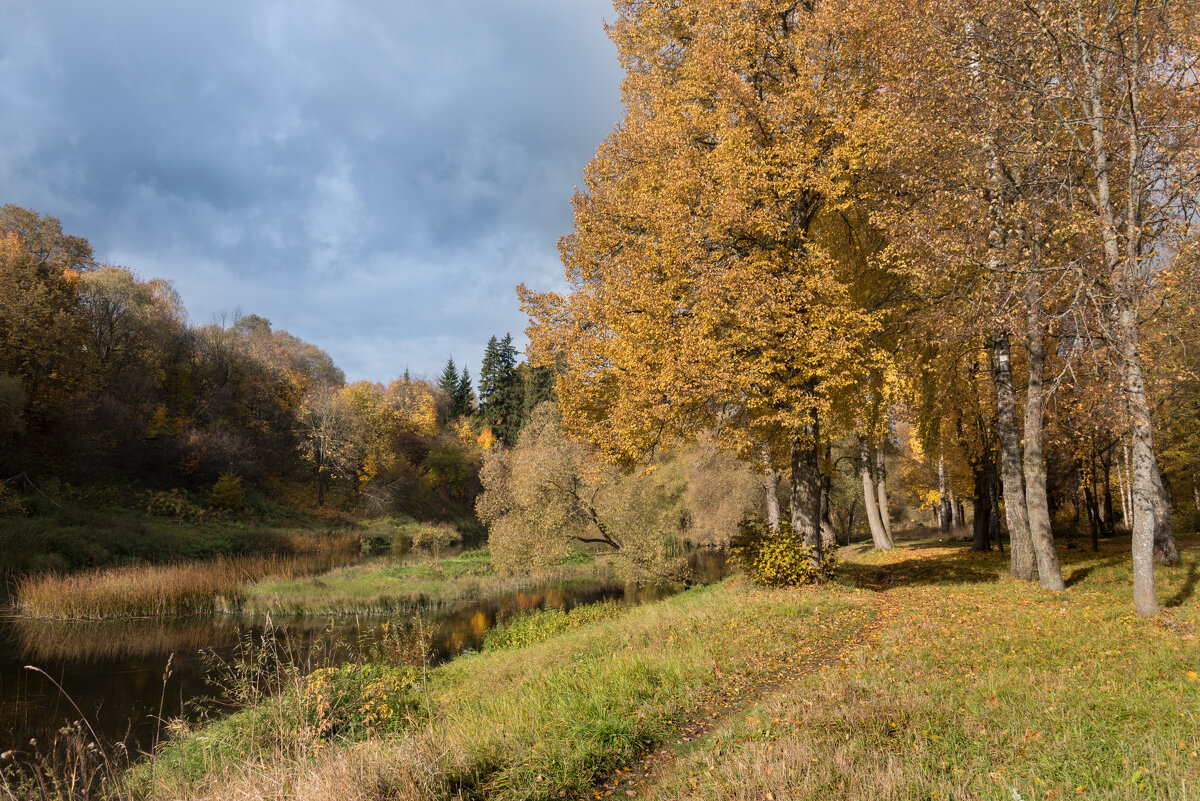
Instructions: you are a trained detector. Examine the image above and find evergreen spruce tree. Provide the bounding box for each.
[438,358,459,400]
[521,364,557,426]
[437,358,462,422]
[479,334,523,444]
[455,367,475,417]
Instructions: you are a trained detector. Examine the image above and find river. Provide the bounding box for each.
[0,549,725,765]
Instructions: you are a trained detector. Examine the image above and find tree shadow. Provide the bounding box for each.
[837,549,1003,591]
[1063,565,1094,588]
[1165,561,1199,608]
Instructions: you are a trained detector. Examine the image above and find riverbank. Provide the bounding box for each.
[9,547,622,620]
[130,576,877,800]
[126,535,1199,801]
[238,549,620,616]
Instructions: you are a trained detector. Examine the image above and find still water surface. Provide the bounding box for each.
[0,550,725,760]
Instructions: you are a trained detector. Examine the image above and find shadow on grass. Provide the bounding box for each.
[1064,565,1094,588]
[1165,561,1198,608]
[836,550,1003,591]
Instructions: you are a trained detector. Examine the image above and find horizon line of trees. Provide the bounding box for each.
[0,204,558,525]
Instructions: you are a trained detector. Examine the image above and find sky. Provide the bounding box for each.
[0,1,624,383]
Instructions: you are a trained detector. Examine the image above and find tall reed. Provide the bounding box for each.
[14,554,346,619]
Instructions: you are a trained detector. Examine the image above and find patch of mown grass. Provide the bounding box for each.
[638,538,1200,801]
[240,548,615,616]
[132,580,877,800]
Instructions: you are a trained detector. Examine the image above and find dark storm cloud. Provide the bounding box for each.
[0,0,622,381]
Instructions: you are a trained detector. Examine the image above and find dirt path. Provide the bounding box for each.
[583,576,900,800]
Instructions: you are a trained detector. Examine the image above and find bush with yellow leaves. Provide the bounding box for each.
[731,518,836,587]
[301,662,419,743]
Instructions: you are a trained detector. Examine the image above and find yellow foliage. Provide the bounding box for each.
[477,426,497,451]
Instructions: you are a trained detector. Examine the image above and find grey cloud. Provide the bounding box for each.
[0,0,622,380]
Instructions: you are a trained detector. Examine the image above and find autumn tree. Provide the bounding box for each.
[521,0,888,566]
[0,208,93,434]
[477,403,684,578]
[297,386,363,506]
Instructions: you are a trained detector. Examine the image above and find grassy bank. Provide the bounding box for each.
[637,537,1200,800]
[131,578,877,800]
[16,534,1195,800]
[239,549,619,616]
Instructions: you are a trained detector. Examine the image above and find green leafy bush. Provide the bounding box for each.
[483,600,626,651]
[731,518,836,586]
[209,471,246,513]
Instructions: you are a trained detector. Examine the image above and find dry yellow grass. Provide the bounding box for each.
[14,552,354,619]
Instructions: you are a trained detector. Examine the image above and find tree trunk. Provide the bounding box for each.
[1125,444,1135,528]
[819,448,836,549]
[993,332,1035,581]
[790,412,823,568]
[989,470,1003,554]
[1021,322,1064,590]
[858,435,891,550]
[1102,458,1116,538]
[874,447,893,543]
[1116,458,1130,526]
[1116,302,1159,615]
[972,457,992,551]
[844,497,857,545]
[1084,480,1100,552]
[1150,463,1179,565]
[763,466,781,531]
[938,455,951,533]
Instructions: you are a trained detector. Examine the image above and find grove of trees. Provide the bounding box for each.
[517,0,1200,616]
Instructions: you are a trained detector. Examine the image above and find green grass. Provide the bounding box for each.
[240,548,617,615]
[637,537,1200,800]
[44,533,1199,801]
[133,579,876,800]
[481,599,628,651]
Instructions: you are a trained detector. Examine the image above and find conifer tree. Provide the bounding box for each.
[479,334,523,445]
[521,364,557,427]
[455,367,475,417]
[438,358,459,401]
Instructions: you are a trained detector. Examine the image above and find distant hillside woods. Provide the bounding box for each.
[0,204,549,524]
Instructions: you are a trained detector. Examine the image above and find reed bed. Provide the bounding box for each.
[14,553,353,619]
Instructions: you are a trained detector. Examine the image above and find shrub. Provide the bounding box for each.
[209,471,246,513]
[301,663,418,742]
[409,522,462,553]
[731,518,836,587]
[138,488,209,522]
[0,484,27,516]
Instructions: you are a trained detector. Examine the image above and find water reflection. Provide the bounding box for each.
[0,548,727,761]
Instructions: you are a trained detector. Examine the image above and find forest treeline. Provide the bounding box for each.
[0,204,555,535]
[513,0,1200,616]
